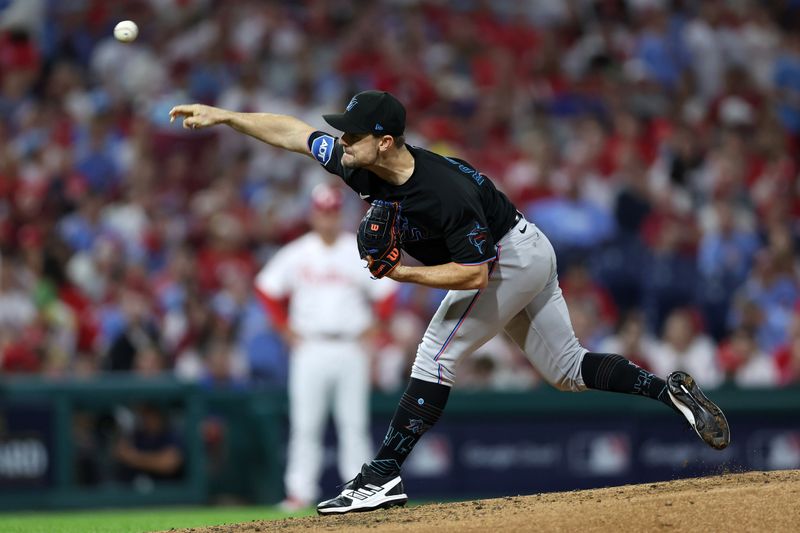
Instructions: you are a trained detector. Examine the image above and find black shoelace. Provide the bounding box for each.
[338,472,364,497]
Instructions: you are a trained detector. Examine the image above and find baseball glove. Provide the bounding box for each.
[357,200,402,279]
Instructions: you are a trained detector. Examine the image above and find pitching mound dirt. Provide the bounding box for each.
[174,470,800,533]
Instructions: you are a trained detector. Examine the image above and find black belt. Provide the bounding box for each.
[506,211,523,234]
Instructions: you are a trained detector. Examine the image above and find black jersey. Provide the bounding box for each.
[308,131,518,266]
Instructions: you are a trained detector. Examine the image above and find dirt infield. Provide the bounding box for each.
[175,470,800,533]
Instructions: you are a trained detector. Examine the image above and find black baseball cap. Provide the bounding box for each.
[323,90,406,136]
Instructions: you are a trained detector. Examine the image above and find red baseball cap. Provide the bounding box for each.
[311,183,343,212]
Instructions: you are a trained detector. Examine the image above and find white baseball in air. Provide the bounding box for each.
[114,20,139,43]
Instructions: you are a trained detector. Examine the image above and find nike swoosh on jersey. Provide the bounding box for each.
[359,193,370,200]
[519,225,527,234]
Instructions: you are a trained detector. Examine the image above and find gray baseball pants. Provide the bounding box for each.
[411,215,588,391]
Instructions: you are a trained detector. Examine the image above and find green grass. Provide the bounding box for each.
[0,506,315,533]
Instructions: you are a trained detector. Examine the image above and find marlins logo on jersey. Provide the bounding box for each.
[397,213,427,243]
[467,222,489,254]
[311,134,335,165]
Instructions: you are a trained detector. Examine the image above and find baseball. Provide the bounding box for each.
[114,20,138,43]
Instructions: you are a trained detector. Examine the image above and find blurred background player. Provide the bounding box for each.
[113,403,185,485]
[254,183,397,510]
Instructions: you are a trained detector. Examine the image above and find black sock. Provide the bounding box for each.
[580,352,677,412]
[369,378,450,477]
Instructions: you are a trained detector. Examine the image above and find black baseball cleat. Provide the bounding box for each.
[317,463,408,515]
[667,371,730,450]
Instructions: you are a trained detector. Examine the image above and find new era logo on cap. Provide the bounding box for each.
[323,91,406,136]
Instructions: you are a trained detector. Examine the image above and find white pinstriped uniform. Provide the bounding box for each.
[255,231,396,503]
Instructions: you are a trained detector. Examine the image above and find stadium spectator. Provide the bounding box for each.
[731,245,799,354]
[561,261,618,332]
[103,287,161,372]
[459,335,539,391]
[696,198,760,340]
[717,327,779,388]
[526,157,615,267]
[567,298,609,353]
[598,310,659,372]
[774,310,800,386]
[641,214,699,333]
[773,32,800,136]
[646,307,723,388]
[198,340,249,390]
[0,254,37,339]
[372,309,425,393]
[113,403,185,483]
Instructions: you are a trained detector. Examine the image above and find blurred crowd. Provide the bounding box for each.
[1,0,799,391]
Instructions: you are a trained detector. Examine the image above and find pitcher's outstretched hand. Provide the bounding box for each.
[169,104,229,129]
